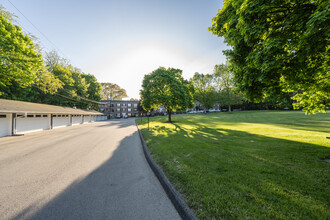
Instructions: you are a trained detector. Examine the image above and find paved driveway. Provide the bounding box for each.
[0,119,180,220]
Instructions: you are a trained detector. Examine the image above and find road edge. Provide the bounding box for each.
[135,119,197,220]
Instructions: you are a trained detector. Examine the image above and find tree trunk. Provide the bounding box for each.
[168,110,172,122]
[228,105,232,113]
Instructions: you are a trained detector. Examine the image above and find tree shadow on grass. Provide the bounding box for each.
[141,123,330,219]
[194,111,330,133]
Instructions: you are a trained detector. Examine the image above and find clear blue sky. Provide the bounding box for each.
[2,0,227,99]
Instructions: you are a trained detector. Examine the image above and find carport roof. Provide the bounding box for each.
[0,99,103,115]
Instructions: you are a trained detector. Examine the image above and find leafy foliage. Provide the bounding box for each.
[0,8,62,101]
[100,83,128,100]
[0,7,102,110]
[0,8,43,92]
[81,74,102,110]
[140,67,194,122]
[210,0,329,114]
[214,63,243,112]
[190,72,217,110]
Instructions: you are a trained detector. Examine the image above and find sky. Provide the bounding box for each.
[2,0,228,99]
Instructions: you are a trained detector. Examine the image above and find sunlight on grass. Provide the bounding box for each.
[137,111,330,219]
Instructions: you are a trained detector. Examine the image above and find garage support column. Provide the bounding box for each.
[69,115,72,126]
[12,113,16,135]
[50,114,54,129]
[82,115,84,124]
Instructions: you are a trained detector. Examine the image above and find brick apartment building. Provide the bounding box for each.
[100,100,139,118]
[99,100,222,118]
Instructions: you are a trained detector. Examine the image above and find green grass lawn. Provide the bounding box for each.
[137,111,330,219]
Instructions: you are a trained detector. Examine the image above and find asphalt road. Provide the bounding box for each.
[0,119,180,220]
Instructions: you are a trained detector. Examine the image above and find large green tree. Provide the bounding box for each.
[0,6,43,93]
[140,67,194,122]
[81,73,102,110]
[210,0,329,114]
[214,63,243,112]
[190,72,217,111]
[0,7,62,100]
[100,83,127,100]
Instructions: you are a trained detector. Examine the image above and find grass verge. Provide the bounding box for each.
[137,111,330,219]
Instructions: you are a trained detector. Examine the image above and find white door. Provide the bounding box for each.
[16,114,50,134]
[0,114,12,137]
[72,115,82,125]
[53,115,70,128]
[84,115,91,123]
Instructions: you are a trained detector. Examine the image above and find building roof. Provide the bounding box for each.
[0,99,103,115]
[110,100,139,103]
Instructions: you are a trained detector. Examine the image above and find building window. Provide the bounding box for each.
[123,104,126,106]
[117,108,120,112]
[128,108,131,112]
[36,115,41,117]
[43,115,48,117]
[128,104,131,107]
[0,115,6,118]
[117,104,120,107]
[27,115,34,118]
[134,104,137,107]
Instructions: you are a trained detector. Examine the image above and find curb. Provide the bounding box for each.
[135,120,198,220]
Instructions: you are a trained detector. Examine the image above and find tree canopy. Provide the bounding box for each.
[140,67,194,122]
[0,7,43,91]
[210,0,329,114]
[214,63,243,112]
[190,72,217,111]
[0,6,102,111]
[100,83,128,100]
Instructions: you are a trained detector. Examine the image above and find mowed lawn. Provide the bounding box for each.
[137,111,330,219]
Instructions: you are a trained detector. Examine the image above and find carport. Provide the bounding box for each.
[0,99,106,137]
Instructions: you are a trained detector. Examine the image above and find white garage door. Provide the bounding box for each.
[72,115,83,125]
[16,114,50,134]
[0,114,12,137]
[53,115,70,128]
[84,115,91,123]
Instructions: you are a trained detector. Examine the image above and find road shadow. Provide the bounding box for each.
[95,118,135,129]
[11,130,179,220]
